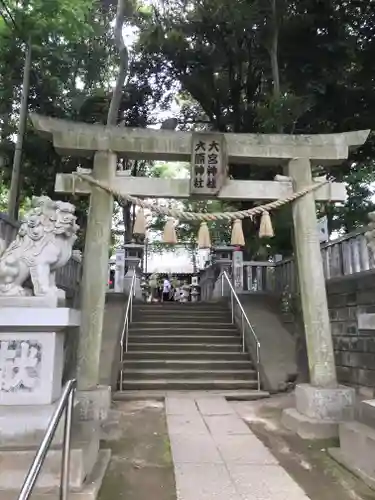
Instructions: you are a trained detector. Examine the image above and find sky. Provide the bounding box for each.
[145,248,210,273]
[147,250,194,273]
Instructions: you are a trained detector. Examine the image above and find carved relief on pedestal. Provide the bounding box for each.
[0,339,42,393]
[0,196,79,298]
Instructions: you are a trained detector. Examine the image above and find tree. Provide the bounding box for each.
[134,0,375,257]
[2,0,374,258]
[0,0,115,199]
[0,0,163,247]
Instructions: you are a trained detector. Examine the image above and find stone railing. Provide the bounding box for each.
[0,211,82,298]
[275,226,374,293]
[273,259,297,294]
[321,227,373,278]
[243,261,276,293]
[202,226,375,298]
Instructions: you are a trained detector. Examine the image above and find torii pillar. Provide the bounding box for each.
[287,158,336,387]
[30,114,369,433]
[78,151,117,390]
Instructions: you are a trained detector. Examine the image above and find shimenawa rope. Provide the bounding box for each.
[72,172,330,222]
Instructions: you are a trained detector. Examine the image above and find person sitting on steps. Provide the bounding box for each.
[162,276,171,302]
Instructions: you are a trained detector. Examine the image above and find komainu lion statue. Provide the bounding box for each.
[0,196,79,297]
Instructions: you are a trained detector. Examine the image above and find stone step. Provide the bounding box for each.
[358,399,375,428]
[329,421,375,490]
[132,313,231,319]
[133,306,230,312]
[340,421,375,468]
[123,351,250,359]
[131,321,235,328]
[128,343,244,352]
[122,359,254,370]
[132,309,228,315]
[130,322,235,330]
[0,422,99,490]
[0,449,111,500]
[132,312,232,320]
[133,302,230,314]
[133,303,226,309]
[121,368,257,380]
[131,319,233,325]
[120,379,259,390]
[132,310,228,316]
[128,335,241,344]
[129,328,239,336]
[113,390,269,401]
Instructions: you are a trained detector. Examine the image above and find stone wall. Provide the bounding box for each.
[279,270,375,391]
[327,270,375,389]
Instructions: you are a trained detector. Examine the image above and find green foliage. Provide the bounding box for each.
[145,161,234,253]
[135,0,375,257]
[0,183,31,216]
[0,0,165,247]
[1,0,375,261]
[0,183,8,212]
[0,0,115,189]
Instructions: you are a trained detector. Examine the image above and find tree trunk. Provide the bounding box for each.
[107,0,129,125]
[122,202,132,244]
[268,0,283,134]
[8,38,32,220]
[270,0,280,99]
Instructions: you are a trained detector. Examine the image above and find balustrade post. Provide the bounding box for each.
[351,237,361,274]
[359,235,371,271]
[342,241,352,276]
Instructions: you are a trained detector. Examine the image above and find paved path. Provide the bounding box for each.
[166,395,310,500]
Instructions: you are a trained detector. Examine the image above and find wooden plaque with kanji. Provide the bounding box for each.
[190,132,227,196]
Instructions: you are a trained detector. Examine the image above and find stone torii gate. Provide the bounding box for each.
[31,113,369,435]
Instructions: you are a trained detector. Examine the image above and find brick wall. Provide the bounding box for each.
[327,270,375,388]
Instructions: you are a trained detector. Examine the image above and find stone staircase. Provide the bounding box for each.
[117,302,269,399]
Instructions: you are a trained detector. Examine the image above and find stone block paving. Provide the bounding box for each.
[166,396,310,500]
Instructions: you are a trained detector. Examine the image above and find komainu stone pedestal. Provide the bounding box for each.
[0,306,80,418]
[282,384,355,439]
[0,305,110,499]
[0,402,72,448]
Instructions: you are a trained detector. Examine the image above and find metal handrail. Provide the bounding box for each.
[119,271,137,389]
[221,271,261,391]
[18,379,76,500]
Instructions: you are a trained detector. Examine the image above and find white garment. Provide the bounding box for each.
[163,279,171,293]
